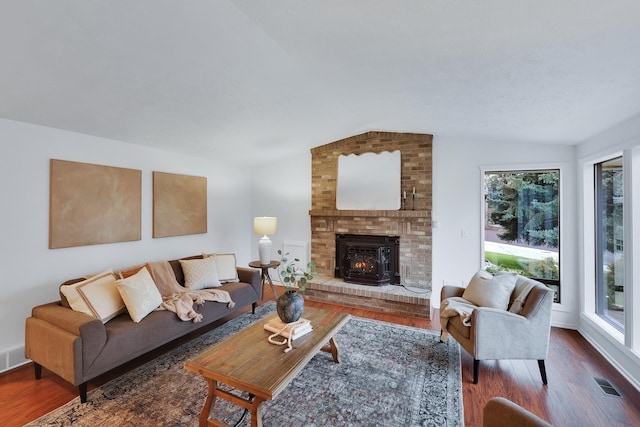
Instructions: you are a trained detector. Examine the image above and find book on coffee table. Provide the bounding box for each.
[264,318,313,339]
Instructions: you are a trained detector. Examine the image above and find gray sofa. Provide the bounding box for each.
[25,255,262,403]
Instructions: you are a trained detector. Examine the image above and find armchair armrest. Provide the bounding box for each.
[472,307,549,360]
[441,285,465,301]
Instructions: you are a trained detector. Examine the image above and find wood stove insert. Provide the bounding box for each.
[335,234,400,286]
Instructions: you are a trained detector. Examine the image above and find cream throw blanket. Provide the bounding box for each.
[439,296,476,341]
[147,261,235,323]
[508,280,536,314]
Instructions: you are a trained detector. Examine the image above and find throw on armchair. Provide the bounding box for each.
[440,270,554,384]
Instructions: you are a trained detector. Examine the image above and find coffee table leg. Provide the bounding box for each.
[200,379,217,427]
[321,337,341,363]
[250,397,266,427]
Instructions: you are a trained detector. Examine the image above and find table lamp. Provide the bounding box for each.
[254,217,277,265]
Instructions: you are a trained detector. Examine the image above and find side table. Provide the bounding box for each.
[248,260,280,301]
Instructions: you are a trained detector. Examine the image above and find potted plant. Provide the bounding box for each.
[276,250,317,323]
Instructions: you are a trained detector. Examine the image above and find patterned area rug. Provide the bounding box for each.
[27,303,462,426]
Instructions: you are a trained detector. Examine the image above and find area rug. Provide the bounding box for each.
[27,303,462,426]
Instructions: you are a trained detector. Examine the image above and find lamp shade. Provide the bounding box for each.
[254,217,277,235]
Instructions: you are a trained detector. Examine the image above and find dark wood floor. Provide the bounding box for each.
[2,290,640,427]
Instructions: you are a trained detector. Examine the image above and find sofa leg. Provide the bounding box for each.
[34,362,42,380]
[79,383,88,403]
[252,302,256,314]
[538,360,548,385]
[473,359,479,384]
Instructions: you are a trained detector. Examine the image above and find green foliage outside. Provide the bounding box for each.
[606,259,624,310]
[485,251,559,280]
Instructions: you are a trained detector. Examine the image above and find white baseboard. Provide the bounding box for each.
[0,345,28,373]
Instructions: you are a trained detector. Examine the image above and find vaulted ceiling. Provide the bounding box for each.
[2,1,639,164]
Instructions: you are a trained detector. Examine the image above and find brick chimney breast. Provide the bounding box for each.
[309,131,432,289]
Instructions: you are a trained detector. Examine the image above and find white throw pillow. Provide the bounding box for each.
[179,256,221,289]
[215,253,240,283]
[115,267,162,323]
[60,269,125,323]
[462,269,517,310]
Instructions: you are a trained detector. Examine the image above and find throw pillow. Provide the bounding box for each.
[115,266,162,323]
[60,269,125,323]
[179,256,221,289]
[118,264,146,279]
[58,277,86,308]
[462,269,517,310]
[215,253,240,283]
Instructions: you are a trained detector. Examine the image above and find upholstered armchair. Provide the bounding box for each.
[483,397,552,427]
[440,270,554,384]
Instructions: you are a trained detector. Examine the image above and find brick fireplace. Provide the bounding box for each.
[305,131,433,317]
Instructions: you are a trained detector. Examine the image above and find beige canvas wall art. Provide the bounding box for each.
[49,159,142,249]
[153,171,207,238]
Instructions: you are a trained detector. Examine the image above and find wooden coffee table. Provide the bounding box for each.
[184,307,351,427]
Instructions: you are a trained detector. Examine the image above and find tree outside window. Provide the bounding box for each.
[483,170,560,302]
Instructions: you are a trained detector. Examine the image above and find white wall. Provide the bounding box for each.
[431,136,579,329]
[0,119,252,371]
[576,112,640,392]
[249,151,312,279]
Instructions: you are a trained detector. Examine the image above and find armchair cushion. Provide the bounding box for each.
[462,270,517,310]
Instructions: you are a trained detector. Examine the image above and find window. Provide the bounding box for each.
[595,157,624,332]
[483,170,560,302]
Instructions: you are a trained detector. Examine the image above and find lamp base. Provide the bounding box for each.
[258,235,272,265]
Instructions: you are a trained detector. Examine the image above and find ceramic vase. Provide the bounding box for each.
[276,289,304,323]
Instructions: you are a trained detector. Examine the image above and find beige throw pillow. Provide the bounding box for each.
[179,256,221,289]
[60,269,125,323]
[462,269,517,310]
[115,267,162,323]
[215,253,240,283]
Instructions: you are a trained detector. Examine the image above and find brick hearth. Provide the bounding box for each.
[304,275,431,318]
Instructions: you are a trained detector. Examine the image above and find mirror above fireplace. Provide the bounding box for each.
[336,150,401,210]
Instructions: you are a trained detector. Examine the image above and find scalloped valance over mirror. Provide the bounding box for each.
[336,150,401,210]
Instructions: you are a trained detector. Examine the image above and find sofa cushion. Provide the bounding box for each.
[215,253,240,283]
[179,256,221,289]
[115,267,162,323]
[462,269,517,310]
[60,269,125,323]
